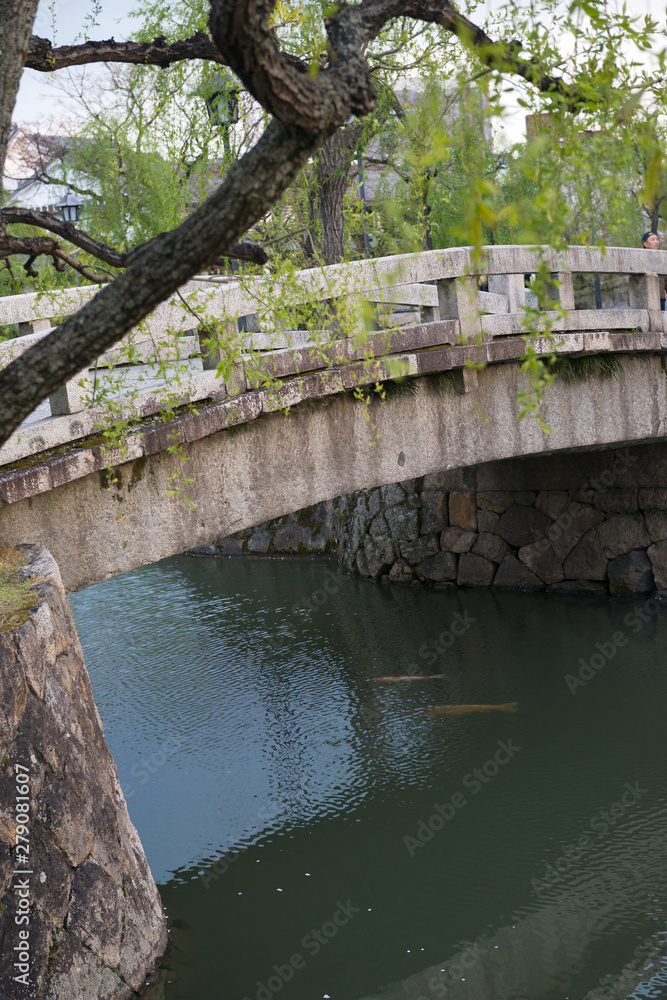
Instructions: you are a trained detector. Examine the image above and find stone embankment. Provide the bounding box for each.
[0,547,167,1000]
[205,443,667,597]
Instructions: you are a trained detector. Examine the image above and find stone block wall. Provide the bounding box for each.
[0,547,168,1000]
[336,479,667,596]
[208,442,667,598]
[193,501,340,557]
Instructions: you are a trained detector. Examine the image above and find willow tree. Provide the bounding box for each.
[0,0,661,448]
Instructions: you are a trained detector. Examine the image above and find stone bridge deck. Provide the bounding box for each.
[2,244,667,589]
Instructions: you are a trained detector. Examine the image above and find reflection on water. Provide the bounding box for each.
[69,555,667,1000]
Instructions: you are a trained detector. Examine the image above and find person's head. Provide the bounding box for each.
[643,231,660,249]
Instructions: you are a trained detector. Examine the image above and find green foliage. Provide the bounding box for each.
[380,377,420,402]
[555,354,623,382]
[0,547,37,632]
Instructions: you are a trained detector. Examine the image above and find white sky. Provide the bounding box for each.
[12,0,667,143]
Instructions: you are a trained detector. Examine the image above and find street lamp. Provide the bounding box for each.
[55,186,84,224]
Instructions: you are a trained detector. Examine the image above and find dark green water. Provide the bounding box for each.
[68,555,667,1000]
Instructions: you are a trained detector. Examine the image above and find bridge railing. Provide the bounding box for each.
[1,244,666,448]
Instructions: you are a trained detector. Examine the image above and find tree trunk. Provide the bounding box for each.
[652,202,661,233]
[421,175,434,251]
[0,0,40,227]
[313,131,351,264]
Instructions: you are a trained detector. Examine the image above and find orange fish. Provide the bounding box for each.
[372,674,445,682]
[423,702,518,717]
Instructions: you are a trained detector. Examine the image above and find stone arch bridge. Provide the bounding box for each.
[2,244,667,591]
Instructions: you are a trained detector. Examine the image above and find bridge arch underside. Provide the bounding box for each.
[2,354,667,591]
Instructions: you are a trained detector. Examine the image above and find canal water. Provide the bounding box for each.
[68,555,667,1000]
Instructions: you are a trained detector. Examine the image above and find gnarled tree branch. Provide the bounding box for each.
[0,207,268,277]
[359,0,590,110]
[26,32,227,71]
[25,31,310,75]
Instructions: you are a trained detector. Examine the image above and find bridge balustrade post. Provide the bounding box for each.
[18,318,51,337]
[420,305,440,324]
[198,322,241,370]
[436,276,481,342]
[628,273,662,331]
[549,272,575,312]
[49,369,92,415]
[487,273,526,313]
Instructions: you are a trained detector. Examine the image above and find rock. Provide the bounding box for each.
[645,511,667,542]
[457,553,495,587]
[423,469,469,491]
[547,580,607,595]
[189,542,218,556]
[638,488,667,510]
[448,491,477,530]
[399,480,421,509]
[535,491,570,520]
[595,514,650,559]
[496,504,551,547]
[355,549,370,577]
[514,491,537,506]
[493,554,544,591]
[518,540,564,585]
[347,508,370,553]
[380,483,406,508]
[593,489,639,513]
[385,505,420,541]
[0,548,167,1000]
[272,522,308,551]
[66,860,123,968]
[477,509,499,533]
[613,442,667,487]
[420,491,447,533]
[355,494,370,518]
[608,550,654,595]
[370,512,390,538]
[648,541,667,590]
[389,559,415,583]
[472,532,509,564]
[400,534,439,563]
[247,530,272,554]
[440,527,477,553]
[477,491,514,513]
[368,489,381,517]
[364,535,396,577]
[548,502,605,560]
[215,536,245,556]
[569,490,596,504]
[562,528,607,580]
[416,552,457,582]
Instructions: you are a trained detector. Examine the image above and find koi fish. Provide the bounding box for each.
[423,702,518,717]
[372,674,445,682]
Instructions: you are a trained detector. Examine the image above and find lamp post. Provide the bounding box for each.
[55,186,84,224]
